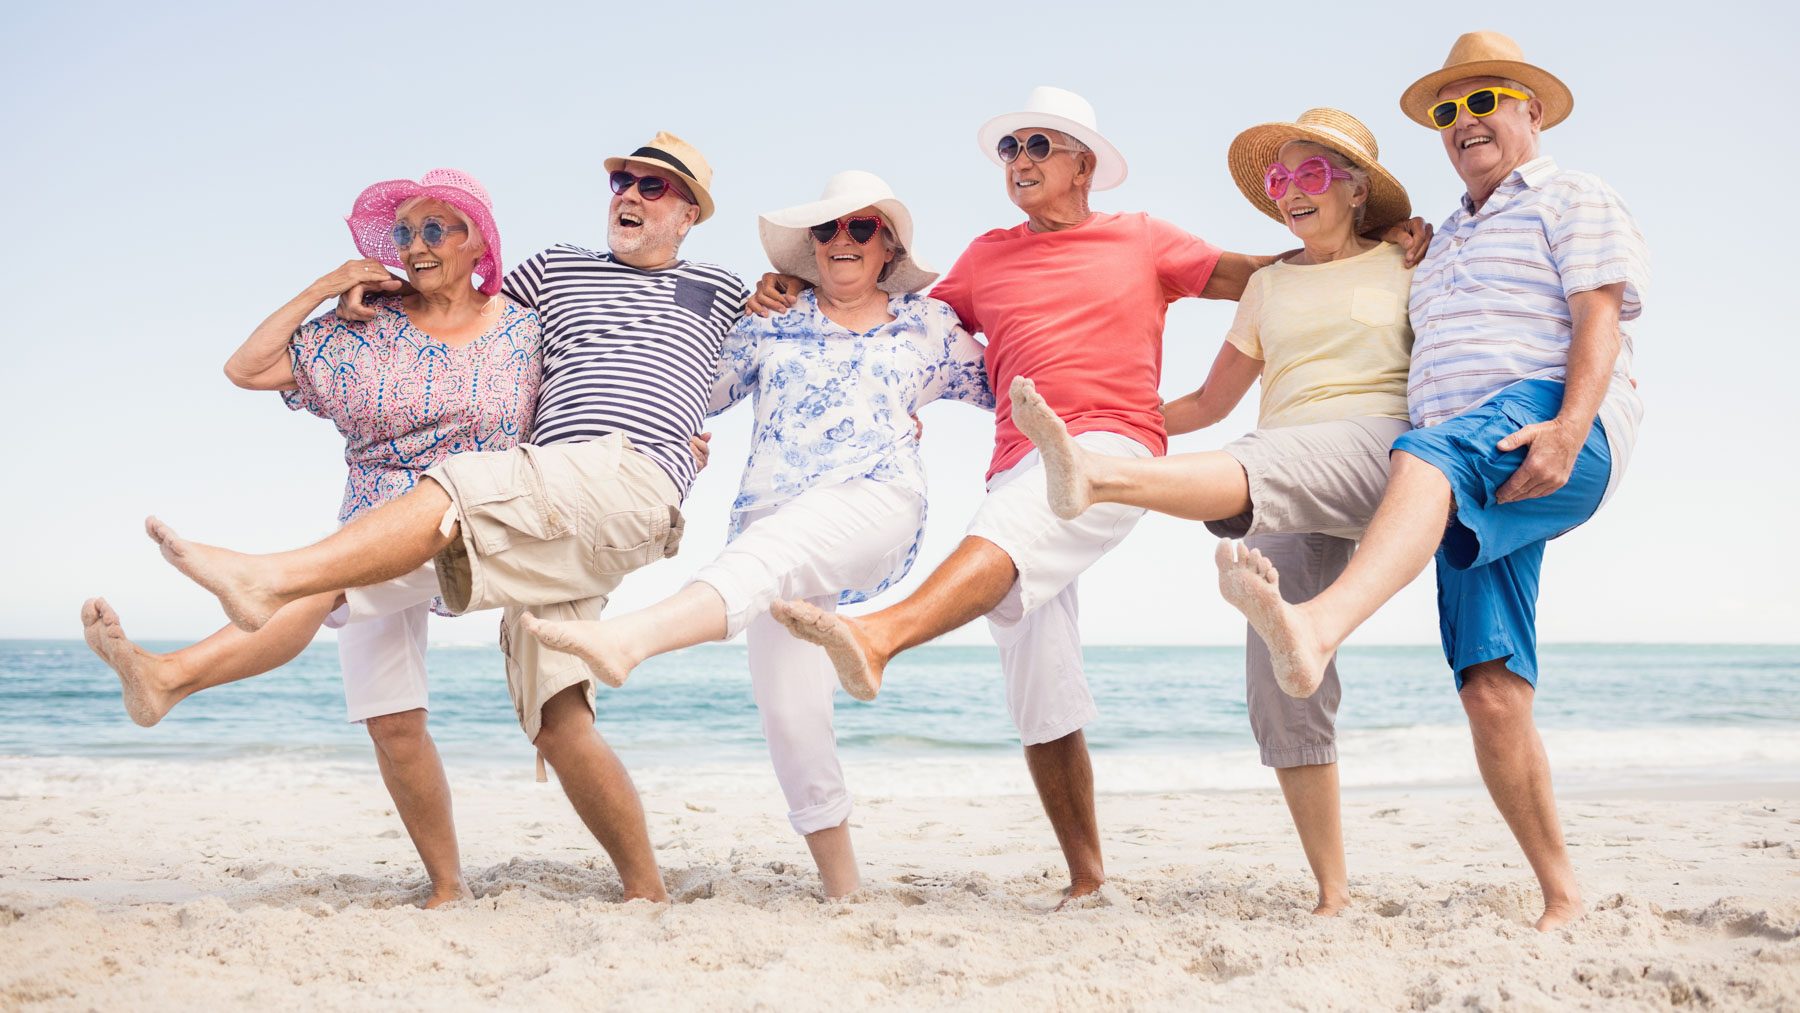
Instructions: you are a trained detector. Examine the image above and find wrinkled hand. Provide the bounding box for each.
[1380,217,1434,267]
[745,272,806,317]
[1494,418,1584,504]
[323,259,403,322]
[911,414,923,441]
[689,431,712,471]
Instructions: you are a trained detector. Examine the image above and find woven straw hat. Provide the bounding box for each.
[1227,109,1411,233]
[977,86,1128,191]
[1400,31,1573,130]
[345,168,503,295]
[604,131,717,223]
[758,171,937,294]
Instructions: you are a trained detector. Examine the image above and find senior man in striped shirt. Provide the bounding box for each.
[1216,32,1648,931]
[149,132,747,904]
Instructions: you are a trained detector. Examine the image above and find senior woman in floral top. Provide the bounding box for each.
[523,171,991,897]
[82,169,540,908]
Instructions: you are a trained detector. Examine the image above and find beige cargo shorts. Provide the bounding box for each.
[422,434,684,740]
[1205,416,1411,542]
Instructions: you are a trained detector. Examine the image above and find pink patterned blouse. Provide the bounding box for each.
[285,295,542,522]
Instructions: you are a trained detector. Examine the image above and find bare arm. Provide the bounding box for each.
[224,259,396,391]
[1494,282,1625,503]
[1159,342,1263,436]
[1199,252,1283,302]
[746,272,809,317]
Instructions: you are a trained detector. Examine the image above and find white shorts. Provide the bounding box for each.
[966,431,1150,745]
[326,564,438,724]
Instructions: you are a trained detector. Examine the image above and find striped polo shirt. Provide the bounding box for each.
[503,245,746,499]
[1407,156,1648,503]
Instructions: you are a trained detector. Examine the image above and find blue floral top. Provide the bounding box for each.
[708,290,994,603]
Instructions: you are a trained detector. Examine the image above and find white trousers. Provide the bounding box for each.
[690,479,921,835]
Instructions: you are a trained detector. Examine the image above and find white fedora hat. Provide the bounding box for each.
[977,86,1128,191]
[758,170,938,294]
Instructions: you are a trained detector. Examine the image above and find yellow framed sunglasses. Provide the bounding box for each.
[1430,87,1531,130]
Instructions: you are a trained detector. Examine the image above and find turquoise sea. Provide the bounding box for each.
[3,641,1796,794]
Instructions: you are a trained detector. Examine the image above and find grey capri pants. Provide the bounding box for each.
[1241,531,1352,767]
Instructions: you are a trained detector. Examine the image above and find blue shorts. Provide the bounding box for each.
[1390,380,1611,690]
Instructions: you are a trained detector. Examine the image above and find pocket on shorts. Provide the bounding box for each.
[591,505,682,574]
[1350,286,1399,327]
[457,446,572,556]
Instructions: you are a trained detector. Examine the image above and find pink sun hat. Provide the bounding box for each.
[345,168,504,295]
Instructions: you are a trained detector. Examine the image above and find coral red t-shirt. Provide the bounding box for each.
[930,212,1222,479]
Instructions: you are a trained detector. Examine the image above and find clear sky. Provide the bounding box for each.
[5,2,1794,646]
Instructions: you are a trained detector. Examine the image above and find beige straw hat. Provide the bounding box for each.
[1226,108,1411,232]
[604,131,718,223]
[1399,31,1573,130]
[758,170,938,294]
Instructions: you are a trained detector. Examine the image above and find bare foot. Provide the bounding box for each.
[145,517,287,631]
[1313,891,1350,917]
[1009,377,1092,520]
[518,613,635,688]
[1051,876,1110,912]
[769,599,886,701]
[80,597,181,727]
[1536,894,1583,931]
[1215,540,1331,698]
[423,882,474,909]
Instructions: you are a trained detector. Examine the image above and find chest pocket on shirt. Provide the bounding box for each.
[672,278,720,318]
[1350,286,1399,328]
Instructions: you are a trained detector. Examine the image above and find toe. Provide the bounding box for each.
[1213,540,1237,569]
[81,599,99,625]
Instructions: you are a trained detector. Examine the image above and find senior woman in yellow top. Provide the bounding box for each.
[1010,109,1414,915]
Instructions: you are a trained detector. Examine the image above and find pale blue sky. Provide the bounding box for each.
[4,2,1794,644]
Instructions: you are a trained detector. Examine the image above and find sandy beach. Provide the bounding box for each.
[3,756,1796,1010]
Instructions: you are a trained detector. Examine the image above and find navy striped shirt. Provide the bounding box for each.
[503,245,746,499]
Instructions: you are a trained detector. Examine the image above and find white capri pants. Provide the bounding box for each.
[966,431,1151,746]
[325,563,440,724]
[690,478,922,836]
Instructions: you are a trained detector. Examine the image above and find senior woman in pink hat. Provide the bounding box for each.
[82,169,541,908]
[519,170,993,898]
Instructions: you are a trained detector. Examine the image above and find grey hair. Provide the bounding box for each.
[394,195,482,254]
[1276,139,1371,230]
[877,217,905,283]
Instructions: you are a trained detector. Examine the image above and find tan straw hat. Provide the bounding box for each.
[604,130,718,223]
[1227,108,1411,233]
[758,170,938,294]
[1400,30,1573,130]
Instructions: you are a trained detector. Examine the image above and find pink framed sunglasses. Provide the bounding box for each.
[1264,156,1353,201]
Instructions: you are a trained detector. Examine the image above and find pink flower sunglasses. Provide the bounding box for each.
[1264,156,1353,201]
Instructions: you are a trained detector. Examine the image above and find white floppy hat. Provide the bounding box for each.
[757,170,938,294]
[977,86,1128,191]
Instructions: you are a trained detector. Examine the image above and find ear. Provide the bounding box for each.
[1075,152,1095,185]
[677,204,700,237]
[1525,97,1545,131]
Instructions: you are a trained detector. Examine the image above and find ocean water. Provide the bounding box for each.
[3,640,1797,796]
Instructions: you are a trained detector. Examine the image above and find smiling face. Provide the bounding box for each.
[393,198,483,296]
[1436,76,1542,202]
[810,205,894,303]
[1002,127,1092,215]
[1272,141,1364,247]
[608,159,700,265]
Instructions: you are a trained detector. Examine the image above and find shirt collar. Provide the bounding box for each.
[1459,155,1559,215]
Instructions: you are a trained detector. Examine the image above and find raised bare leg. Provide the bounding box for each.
[1274,763,1349,915]
[772,536,1016,700]
[1217,452,1454,696]
[803,821,861,899]
[1024,730,1104,905]
[146,480,456,631]
[519,584,727,689]
[80,592,339,725]
[533,683,667,902]
[365,709,470,908]
[1010,376,1251,522]
[1459,662,1582,931]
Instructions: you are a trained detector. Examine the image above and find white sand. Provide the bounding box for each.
[2,757,1796,1009]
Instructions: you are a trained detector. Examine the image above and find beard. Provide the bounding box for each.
[607,215,683,261]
